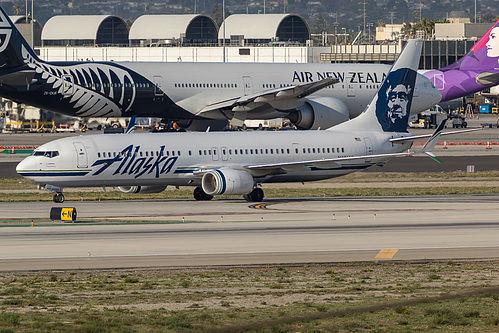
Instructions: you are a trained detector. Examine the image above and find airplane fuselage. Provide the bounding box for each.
[0,60,437,122]
[16,130,412,188]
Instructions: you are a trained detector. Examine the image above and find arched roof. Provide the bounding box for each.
[218,14,310,42]
[10,16,31,24]
[41,15,129,42]
[129,15,218,40]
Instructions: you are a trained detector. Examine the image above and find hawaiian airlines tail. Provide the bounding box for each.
[333,39,423,133]
[423,19,499,102]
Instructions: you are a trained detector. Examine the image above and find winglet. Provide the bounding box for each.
[125,115,136,134]
[419,118,447,164]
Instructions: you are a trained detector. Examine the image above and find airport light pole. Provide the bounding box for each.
[222,0,226,62]
[31,0,33,48]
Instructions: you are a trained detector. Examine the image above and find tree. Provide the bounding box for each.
[377,19,386,27]
[401,21,412,39]
[12,4,23,16]
[210,4,230,26]
[411,18,434,40]
[313,14,330,34]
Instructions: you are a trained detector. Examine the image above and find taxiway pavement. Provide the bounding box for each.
[1,195,498,271]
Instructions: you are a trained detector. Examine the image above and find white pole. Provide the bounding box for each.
[222,0,225,62]
[31,0,34,47]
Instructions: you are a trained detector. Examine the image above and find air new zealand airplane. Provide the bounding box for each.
[0,6,441,130]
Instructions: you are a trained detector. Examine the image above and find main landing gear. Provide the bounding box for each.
[243,187,264,202]
[53,192,65,203]
[193,187,213,201]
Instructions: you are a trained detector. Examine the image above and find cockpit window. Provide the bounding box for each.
[32,151,59,158]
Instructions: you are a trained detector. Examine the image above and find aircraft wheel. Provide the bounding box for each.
[53,193,65,203]
[245,188,264,202]
[193,187,213,201]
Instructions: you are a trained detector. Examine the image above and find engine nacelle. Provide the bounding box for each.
[201,169,254,196]
[288,97,350,130]
[118,186,167,194]
[176,119,228,131]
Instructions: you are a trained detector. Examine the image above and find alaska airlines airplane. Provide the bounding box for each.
[0,6,441,130]
[18,39,458,203]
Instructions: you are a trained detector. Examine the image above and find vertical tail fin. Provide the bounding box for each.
[334,39,423,133]
[0,6,41,68]
[442,19,499,71]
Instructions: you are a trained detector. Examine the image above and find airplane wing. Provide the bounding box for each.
[244,151,411,174]
[389,127,481,143]
[196,78,339,115]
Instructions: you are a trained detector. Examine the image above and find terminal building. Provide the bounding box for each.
[218,14,310,46]
[42,15,129,47]
[129,15,218,47]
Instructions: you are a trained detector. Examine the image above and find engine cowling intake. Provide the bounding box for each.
[288,97,349,130]
[201,169,254,196]
[118,186,167,194]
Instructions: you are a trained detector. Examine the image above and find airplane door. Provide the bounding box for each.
[153,76,164,96]
[347,83,356,97]
[363,138,373,155]
[242,76,253,95]
[62,75,74,97]
[433,74,444,91]
[211,147,219,161]
[73,142,88,168]
[221,147,229,161]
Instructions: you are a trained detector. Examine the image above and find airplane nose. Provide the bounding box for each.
[16,156,34,177]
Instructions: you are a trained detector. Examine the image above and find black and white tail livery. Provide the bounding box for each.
[0,8,40,68]
[335,39,422,133]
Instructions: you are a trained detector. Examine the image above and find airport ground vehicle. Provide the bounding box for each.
[409,106,448,129]
[449,113,468,128]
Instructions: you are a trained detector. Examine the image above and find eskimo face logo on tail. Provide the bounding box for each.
[375,68,416,132]
[0,9,12,53]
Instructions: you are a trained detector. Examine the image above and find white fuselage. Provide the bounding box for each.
[16,130,412,189]
[121,62,438,120]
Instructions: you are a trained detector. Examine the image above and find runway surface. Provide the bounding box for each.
[1,195,499,271]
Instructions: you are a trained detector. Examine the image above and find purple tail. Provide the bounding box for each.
[423,19,499,103]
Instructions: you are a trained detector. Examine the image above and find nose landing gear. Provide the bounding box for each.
[53,192,65,203]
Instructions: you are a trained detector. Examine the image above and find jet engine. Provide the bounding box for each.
[288,97,350,130]
[175,119,228,131]
[201,169,254,195]
[118,186,167,194]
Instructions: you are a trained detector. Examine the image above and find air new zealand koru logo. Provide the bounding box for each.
[0,9,12,53]
[91,144,178,179]
[375,68,417,132]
